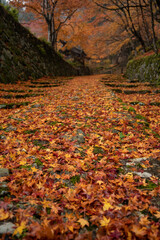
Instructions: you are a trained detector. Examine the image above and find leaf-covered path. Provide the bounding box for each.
[0,75,160,239]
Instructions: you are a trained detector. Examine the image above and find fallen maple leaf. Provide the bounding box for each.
[67,225,74,232]
[139,216,150,225]
[13,221,26,236]
[100,216,110,227]
[154,211,160,218]
[19,159,27,165]
[97,180,104,185]
[0,208,9,221]
[131,225,147,237]
[103,198,113,211]
[77,218,89,228]
[31,166,38,173]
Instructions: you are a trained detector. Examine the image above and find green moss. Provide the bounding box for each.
[119,132,125,140]
[126,54,160,83]
[24,129,38,134]
[93,146,104,154]
[137,180,158,190]
[37,45,46,55]
[70,175,80,185]
[34,158,43,166]
[128,107,136,113]
[135,114,147,121]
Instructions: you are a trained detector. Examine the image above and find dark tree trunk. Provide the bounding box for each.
[150,0,158,54]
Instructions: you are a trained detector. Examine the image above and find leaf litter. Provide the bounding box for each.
[0,74,159,239]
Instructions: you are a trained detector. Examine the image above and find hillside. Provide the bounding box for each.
[0,5,78,83]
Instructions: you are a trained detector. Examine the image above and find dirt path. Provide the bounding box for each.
[0,74,159,239]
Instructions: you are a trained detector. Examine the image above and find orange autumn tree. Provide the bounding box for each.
[9,0,87,50]
[94,0,160,54]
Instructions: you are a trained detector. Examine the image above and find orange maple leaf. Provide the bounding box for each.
[154,211,160,218]
[0,208,9,221]
[131,225,147,237]
[139,216,150,225]
[77,218,89,228]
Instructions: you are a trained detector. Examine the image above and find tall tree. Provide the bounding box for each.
[94,0,159,53]
[9,0,86,49]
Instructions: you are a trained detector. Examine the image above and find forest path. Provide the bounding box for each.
[0,74,159,239]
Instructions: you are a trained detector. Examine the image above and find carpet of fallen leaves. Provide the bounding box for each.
[0,74,160,240]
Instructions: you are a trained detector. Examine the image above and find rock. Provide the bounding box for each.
[128,157,147,164]
[0,182,8,189]
[12,117,24,121]
[63,130,85,144]
[71,96,79,101]
[0,104,6,109]
[0,168,9,177]
[112,129,120,134]
[0,134,6,140]
[0,181,9,197]
[73,129,85,144]
[138,102,145,106]
[5,125,17,131]
[133,172,152,178]
[0,222,16,235]
[31,104,42,108]
[0,190,9,197]
[33,139,50,147]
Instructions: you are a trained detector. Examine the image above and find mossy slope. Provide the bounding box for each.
[0,5,78,83]
[125,54,160,84]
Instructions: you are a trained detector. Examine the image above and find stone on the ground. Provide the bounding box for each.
[71,96,79,101]
[74,129,85,144]
[63,129,85,144]
[0,182,8,188]
[5,126,17,131]
[133,172,152,178]
[0,168,9,177]
[0,222,16,234]
[0,134,6,140]
[31,104,42,108]
[0,104,6,109]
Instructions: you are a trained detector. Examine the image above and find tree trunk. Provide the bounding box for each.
[126,0,146,52]
[150,0,158,54]
[149,0,158,54]
[156,0,160,10]
[139,0,151,46]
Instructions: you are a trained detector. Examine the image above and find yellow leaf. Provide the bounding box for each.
[51,204,58,214]
[86,146,93,156]
[127,231,132,240]
[77,218,89,228]
[19,159,27,165]
[103,198,113,211]
[0,209,9,221]
[154,211,160,218]
[97,180,104,185]
[100,216,110,227]
[141,164,147,168]
[36,182,43,189]
[67,165,75,172]
[125,172,133,179]
[68,225,74,232]
[65,153,71,159]
[13,221,26,236]
[31,167,38,173]
[42,200,51,208]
